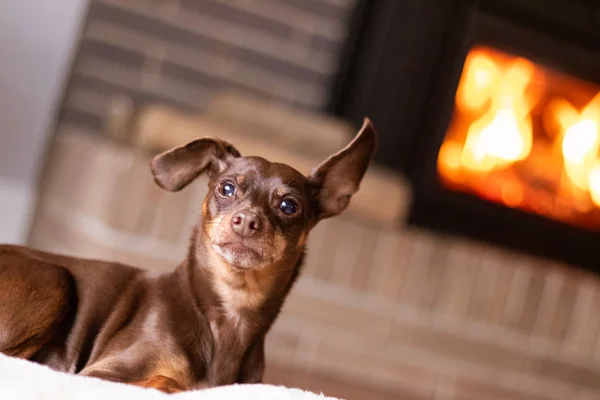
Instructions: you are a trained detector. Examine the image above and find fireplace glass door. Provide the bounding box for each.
[437,45,600,231]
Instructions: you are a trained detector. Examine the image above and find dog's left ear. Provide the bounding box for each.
[151,137,240,192]
[308,118,377,220]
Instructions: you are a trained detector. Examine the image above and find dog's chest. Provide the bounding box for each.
[212,272,266,331]
[209,304,251,344]
[208,286,263,353]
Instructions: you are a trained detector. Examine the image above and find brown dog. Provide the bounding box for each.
[0,118,376,393]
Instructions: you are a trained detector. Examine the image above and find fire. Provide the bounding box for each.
[552,93,600,202]
[459,56,536,172]
[438,46,600,230]
[456,50,499,111]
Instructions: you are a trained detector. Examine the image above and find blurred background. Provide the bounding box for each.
[2,0,600,399]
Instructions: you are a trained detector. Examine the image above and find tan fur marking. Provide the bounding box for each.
[208,253,278,331]
[131,375,185,393]
[149,353,192,388]
[201,198,210,217]
[272,233,287,262]
[204,213,226,242]
[297,231,307,248]
[212,261,276,311]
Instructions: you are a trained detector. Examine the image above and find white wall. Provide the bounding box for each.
[0,1,89,243]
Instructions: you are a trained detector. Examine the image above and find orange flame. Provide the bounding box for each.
[437,46,600,230]
[551,93,600,202]
[456,50,500,111]
[459,57,536,172]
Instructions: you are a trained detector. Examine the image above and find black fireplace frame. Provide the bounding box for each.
[330,0,600,271]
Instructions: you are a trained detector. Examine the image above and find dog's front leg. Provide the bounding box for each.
[130,375,186,393]
[206,352,241,386]
[206,337,264,386]
[206,338,245,386]
[81,368,187,394]
[236,338,264,384]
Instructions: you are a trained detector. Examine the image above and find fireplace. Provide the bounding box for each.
[331,0,600,271]
[438,45,600,232]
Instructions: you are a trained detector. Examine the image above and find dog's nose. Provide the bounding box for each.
[231,211,262,237]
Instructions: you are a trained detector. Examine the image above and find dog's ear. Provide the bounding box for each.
[150,138,241,192]
[308,118,377,220]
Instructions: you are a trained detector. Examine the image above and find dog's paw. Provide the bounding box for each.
[133,375,185,394]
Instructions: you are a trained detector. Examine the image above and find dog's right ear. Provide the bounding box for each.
[150,138,240,192]
[308,118,376,221]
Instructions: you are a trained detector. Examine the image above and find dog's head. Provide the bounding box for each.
[150,118,376,271]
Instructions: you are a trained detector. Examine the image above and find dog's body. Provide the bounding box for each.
[0,119,376,393]
[0,238,273,392]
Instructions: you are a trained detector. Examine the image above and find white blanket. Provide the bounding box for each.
[0,354,339,400]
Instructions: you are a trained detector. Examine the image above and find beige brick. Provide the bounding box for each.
[64,87,110,119]
[206,91,354,160]
[141,46,164,90]
[533,269,563,340]
[282,291,392,338]
[365,229,410,299]
[564,280,600,353]
[390,320,414,345]
[399,231,436,305]
[418,237,450,311]
[222,0,347,41]
[177,178,209,238]
[264,361,421,400]
[453,377,558,400]
[592,297,600,358]
[501,262,533,330]
[157,0,179,19]
[349,224,378,291]
[41,134,92,203]
[436,240,484,318]
[274,313,392,356]
[96,0,334,75]
[106,152,161,234]
[313,218,343,281]
[391,322,528,372]
[311,340,437,397]
[548,278,578,342]
[301,220,329,278]
[72,139,137,224]
[433,240,465,314]
[529,355,600,392]
[151,189,193,242]
[485,256,514,325]
[29,207,179,273]
[77,56,143,94]
[285,26,314,64]
[516,268,546,334]
[328,218,365,286]
[434,374,457,400]
[136,183,165,235]
[466,246,501,321]
[265,328,301,358]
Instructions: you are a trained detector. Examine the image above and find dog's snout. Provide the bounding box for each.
[231,211,262,237]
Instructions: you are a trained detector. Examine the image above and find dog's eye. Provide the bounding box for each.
[279,198,299,216]
[218,182,236,197]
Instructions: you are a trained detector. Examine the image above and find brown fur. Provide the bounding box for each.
[0,118,377,392]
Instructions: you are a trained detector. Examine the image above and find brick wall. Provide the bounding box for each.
[29,126,600,400]
[60,0,358,133]
[33,2,600,398]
